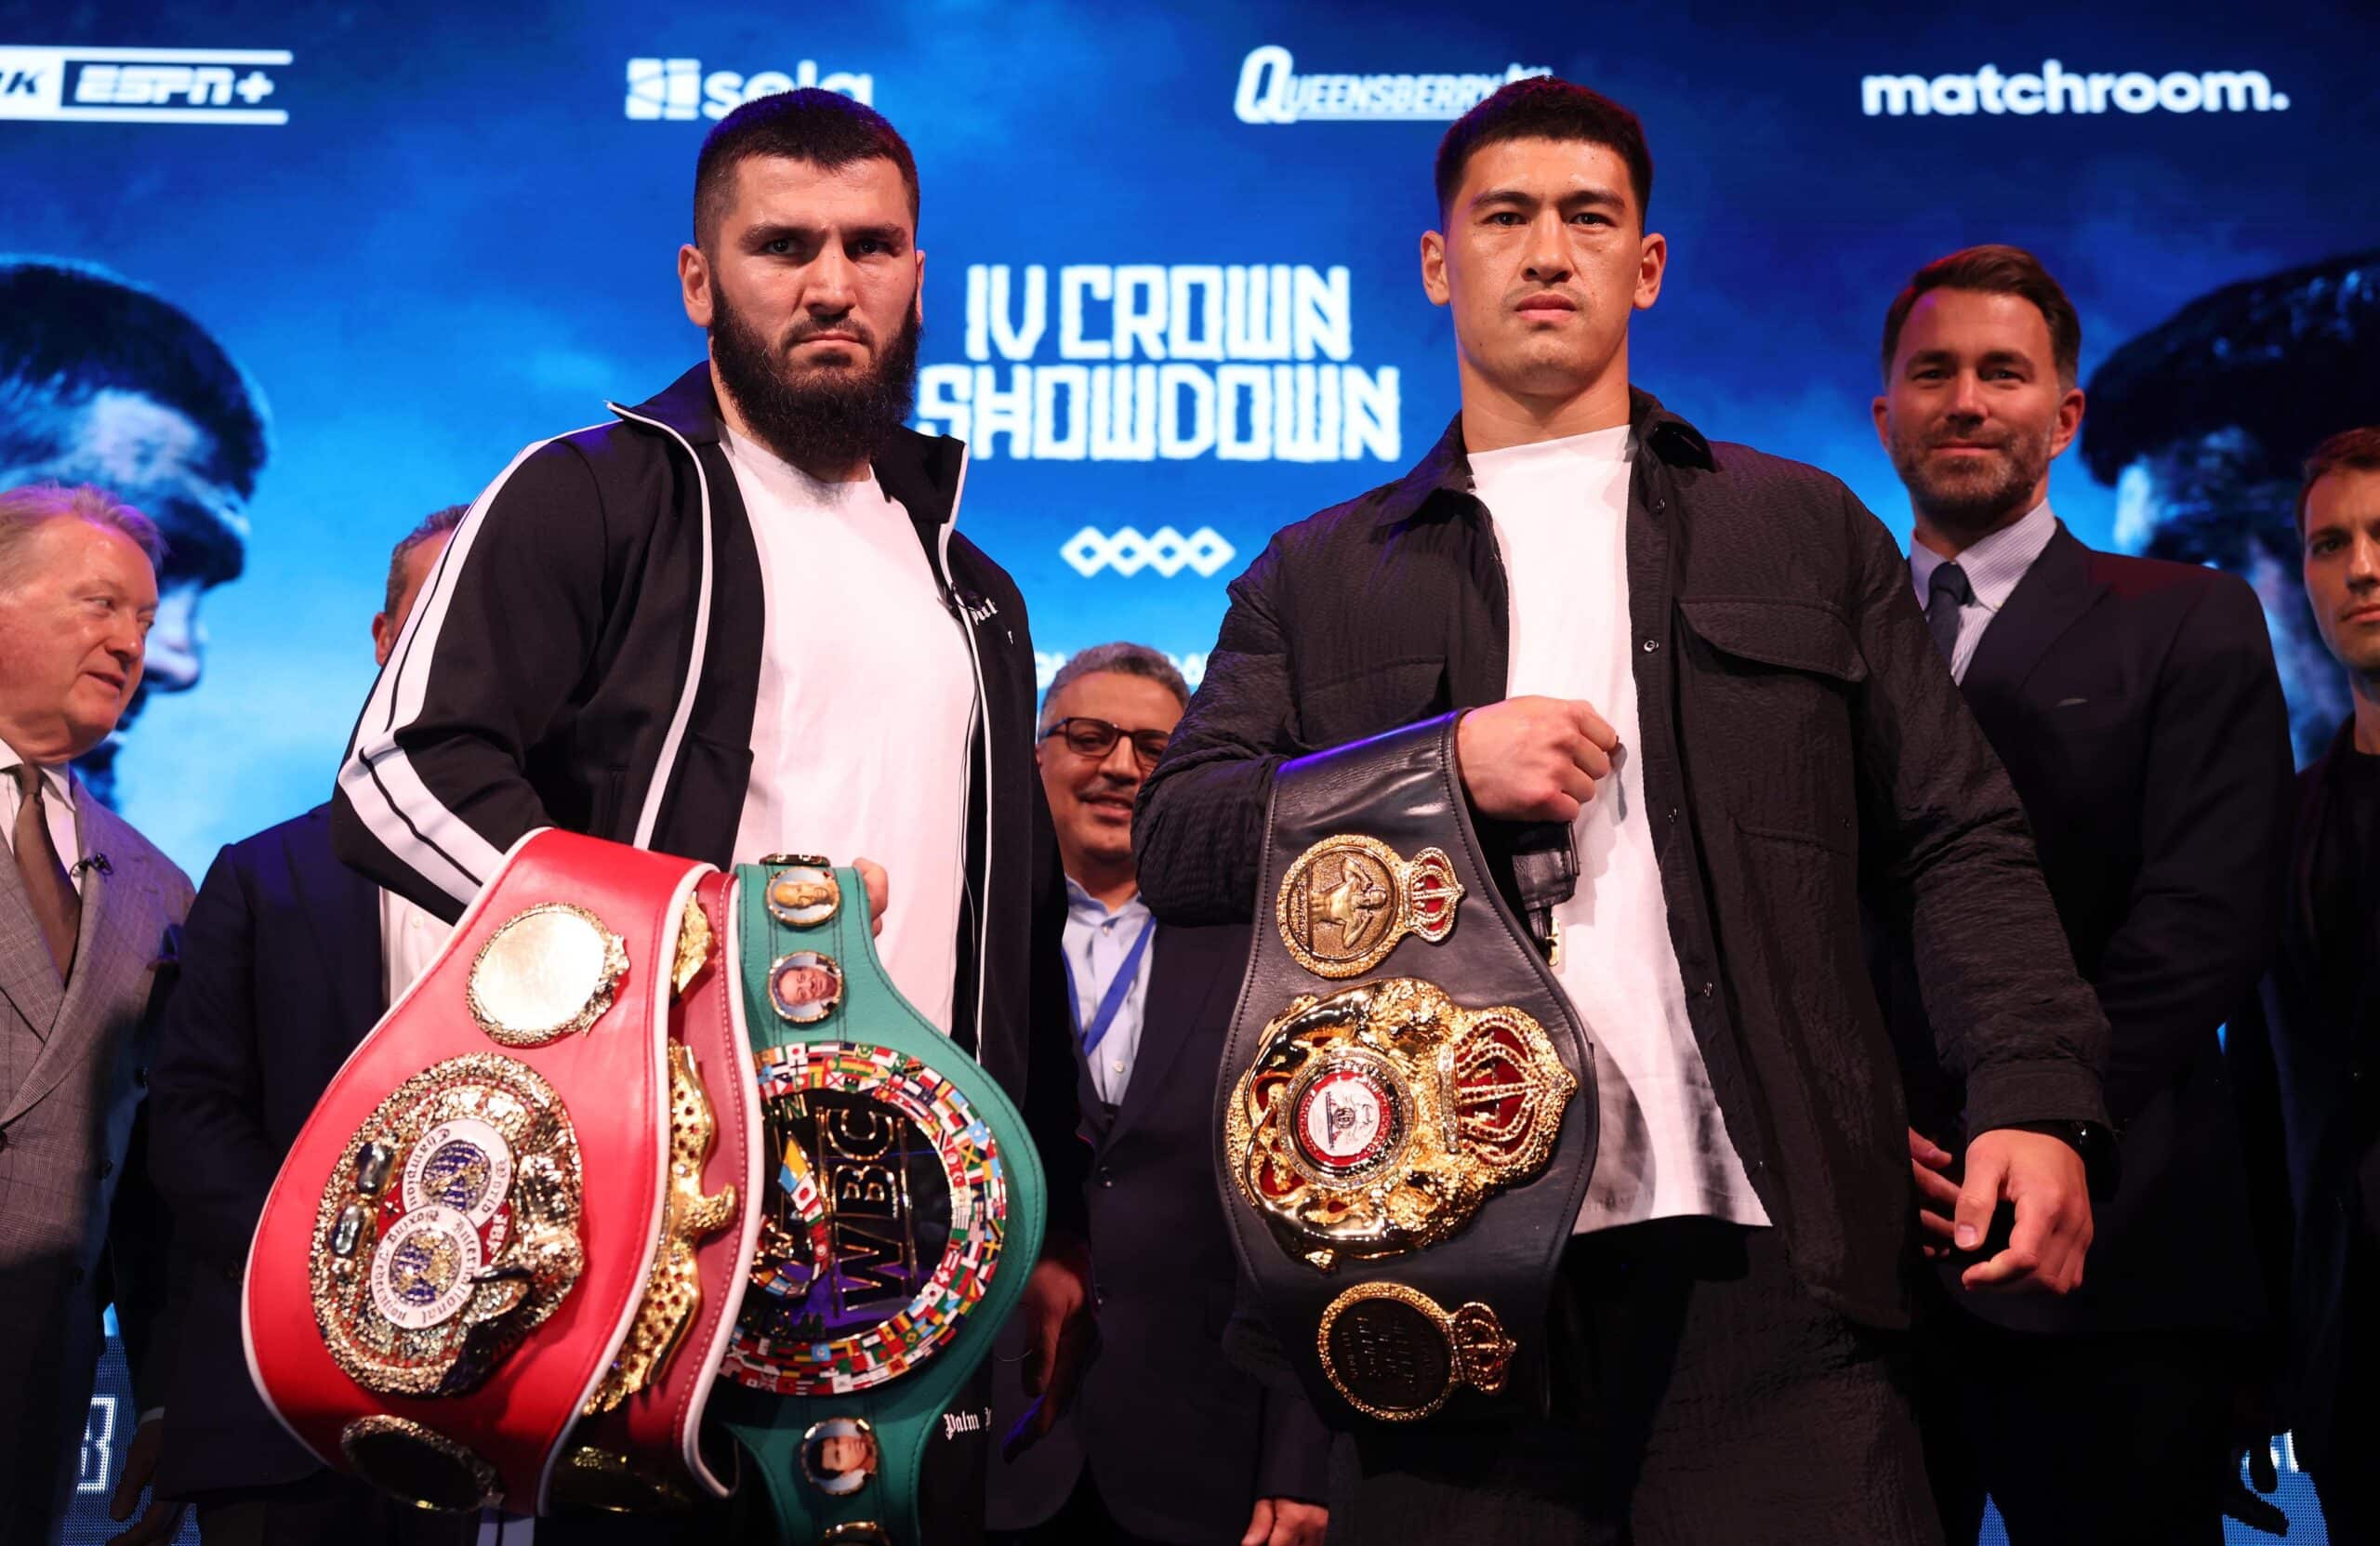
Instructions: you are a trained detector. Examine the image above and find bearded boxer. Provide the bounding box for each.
[330,89,1092,1535]
[1136,78,2111,1544]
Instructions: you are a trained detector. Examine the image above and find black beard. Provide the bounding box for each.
[709,284,920,474]
[1888,424,2052,537]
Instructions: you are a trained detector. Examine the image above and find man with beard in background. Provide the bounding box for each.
[0,259,266,808]
[331,89,1091,1538]
[1871,245,2292,1545]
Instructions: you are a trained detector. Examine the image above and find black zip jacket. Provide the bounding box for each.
[1135,391,2109,1327]
[332,363,1087,1233]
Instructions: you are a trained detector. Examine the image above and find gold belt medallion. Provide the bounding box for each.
[1224,978,1574,1270]
[310,1053,585,1396]
[1276,835,1462,979]
[1316,1282,1515,1421]
[467,903,630,1048]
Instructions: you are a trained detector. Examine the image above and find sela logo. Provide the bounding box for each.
[1234,45,1547,125]
[626,57,872,121]
[1861,60,2290,117]
[1061,524,1236,580]
[0,46,289,124]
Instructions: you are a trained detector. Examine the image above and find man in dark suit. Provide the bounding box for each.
[0,482,192,1546]
[987,644,1329,1546]
[2256,427,2380,1542]
[146,505,473,1544]
[1871,245,2294,1545]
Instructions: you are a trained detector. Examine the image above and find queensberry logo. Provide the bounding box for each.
[0,46,288,124]
[625,58,872,121]
[1861,60,2290,117]
[1234,45,1547,125]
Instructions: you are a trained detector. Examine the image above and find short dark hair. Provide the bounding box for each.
[0,258,270,498]
[1881,244,2082,388]
[694,89,919,249]
[382,504,468,617]
[1434,78,1654,225]
[2297,425,2380,535]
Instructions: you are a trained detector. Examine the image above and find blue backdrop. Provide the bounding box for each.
[8,1,2370,1539]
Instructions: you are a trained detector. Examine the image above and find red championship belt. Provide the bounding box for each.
[549,869,764,1511]
[244,829,712,1513]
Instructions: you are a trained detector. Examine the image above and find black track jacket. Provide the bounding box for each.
[332,363,1087,1230]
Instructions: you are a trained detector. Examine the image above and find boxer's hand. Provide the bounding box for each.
[1955,1129,2093,1294]
[1454,697,1619,822]
[1005,1234,1095,1458]
[1244,1498,1329,1546]
[853,857,889,937]
[105,1417,186,1546]
[1910,1127,1961,1260]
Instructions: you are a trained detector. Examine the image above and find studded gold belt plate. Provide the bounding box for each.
[1224,976,1575,1273]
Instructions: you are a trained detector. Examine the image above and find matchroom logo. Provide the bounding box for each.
[0,46,288,124]
[1235,45,1548,124]
[1861,60,2290,117]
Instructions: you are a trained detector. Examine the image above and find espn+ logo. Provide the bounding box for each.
[625,57,872,121]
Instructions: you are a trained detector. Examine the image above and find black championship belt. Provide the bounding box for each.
[1214,713,1597,1426]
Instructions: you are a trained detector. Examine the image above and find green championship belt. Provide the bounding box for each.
[712,858,1046,1545]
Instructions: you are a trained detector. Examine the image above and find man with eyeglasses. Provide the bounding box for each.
[988,643,1329,1546]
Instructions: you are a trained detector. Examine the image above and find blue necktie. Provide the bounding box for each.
[1926,562,1974,667]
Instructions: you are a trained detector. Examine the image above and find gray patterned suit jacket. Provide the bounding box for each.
[0,778,191,1542]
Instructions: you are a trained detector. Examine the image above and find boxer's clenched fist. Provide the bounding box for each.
[1454,696,1620,822]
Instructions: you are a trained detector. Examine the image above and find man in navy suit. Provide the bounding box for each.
[146,505,471,1544]
[1870,247,2293,1545]
[986,644,1328,1546]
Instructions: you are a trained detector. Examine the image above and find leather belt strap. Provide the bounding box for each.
[245,830,707,1512]
[713,858,1046,1546]
[1214,714,1597,1428]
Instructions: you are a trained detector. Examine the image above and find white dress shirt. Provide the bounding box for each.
[1474,426,1771,1234]
[1062,879,1157,1106]
[1908,499,2058,683]
[0,746,83,893]
[379,886,455,1006]
[723,426,975,1032]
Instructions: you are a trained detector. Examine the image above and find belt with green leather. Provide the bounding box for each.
[712,857,1046,1546]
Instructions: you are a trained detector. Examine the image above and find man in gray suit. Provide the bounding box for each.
[0,482,193,1542]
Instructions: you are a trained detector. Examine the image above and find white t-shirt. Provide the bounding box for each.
[723,426,975,1032]
[1472,425,1770,1233]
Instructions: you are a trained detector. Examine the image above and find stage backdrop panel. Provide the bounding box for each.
[7,2,2368,1539]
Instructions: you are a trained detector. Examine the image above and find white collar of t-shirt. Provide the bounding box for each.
[1467,421,1633,480]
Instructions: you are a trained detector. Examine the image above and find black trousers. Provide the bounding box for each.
[192,1471,479,1545]
[1909,1288,2234,1546]
[987,1471,1177,1546]
[1328,1220,1940,1546]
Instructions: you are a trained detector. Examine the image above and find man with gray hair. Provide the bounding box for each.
[0,482,192,1543]
[988,643,1329,1546]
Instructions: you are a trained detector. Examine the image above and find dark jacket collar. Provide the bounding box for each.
[1961,521,2102,700]
[615,363,970,530]
[1371,386,1716,528]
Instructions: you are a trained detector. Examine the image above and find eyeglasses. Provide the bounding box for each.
[1038,716,1171,769]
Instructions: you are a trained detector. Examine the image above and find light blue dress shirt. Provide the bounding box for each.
[1908,498,2058,683]
[1063,878,1157,1106]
